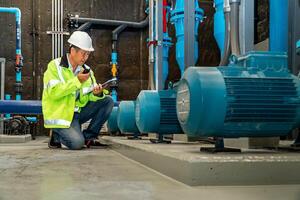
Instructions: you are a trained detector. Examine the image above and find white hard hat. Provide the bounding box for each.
[68,31,94,52]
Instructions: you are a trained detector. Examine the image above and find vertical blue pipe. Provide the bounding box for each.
[170,0,204,76]
[111,52,118,102]
[297,40,300,55]
[0,7,22,100]
[269,0,288,52]
[152,2,172,87]
[154,33,171,85]
[214,0,225,54]
[5,94,11,118]
[162,33,172,84]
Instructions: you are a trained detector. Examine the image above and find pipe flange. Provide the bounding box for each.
[230,0,241,4]
[223,0,231,12]
[14,82,23,94]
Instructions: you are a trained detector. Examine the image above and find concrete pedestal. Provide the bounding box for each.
[103,136,300,186]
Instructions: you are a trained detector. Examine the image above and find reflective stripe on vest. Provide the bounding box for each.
[82,83,98,95]
[54,58,66,83]
[82,86,93,95]
[74,106,80,112]
[44,119,71,127]
[44,79,61,89]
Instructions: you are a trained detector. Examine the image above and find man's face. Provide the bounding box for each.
[70,48,91,66]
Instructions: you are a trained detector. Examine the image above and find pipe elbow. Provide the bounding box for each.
[14,8,21,20]
[8,7,21,20]
[0,7,21,20]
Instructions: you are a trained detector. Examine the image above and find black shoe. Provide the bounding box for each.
[48,133,61,149]
[85,139,109,148]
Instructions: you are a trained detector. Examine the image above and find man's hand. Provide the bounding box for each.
[77,71,90,83]
[93,84,103,95]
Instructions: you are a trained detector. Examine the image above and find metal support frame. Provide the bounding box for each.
[288,0,300,75]
[48,0,68,59]
[155,0,164,90]
[0,58,5,134]
[148,0,155,90]
[184,0,195,68]
[239,0,254,54]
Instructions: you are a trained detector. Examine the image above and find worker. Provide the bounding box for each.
[42,31,114,150]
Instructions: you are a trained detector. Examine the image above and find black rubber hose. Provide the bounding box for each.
[76,22,92,31]
[112,24,128,51]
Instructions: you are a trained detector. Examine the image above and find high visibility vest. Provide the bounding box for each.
[42,57,108,128]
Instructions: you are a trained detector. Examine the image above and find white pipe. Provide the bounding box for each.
[52,0,54,59]
[0,58,5,134]
[57,0,61,57]
[149,0,154,63]
[61,0,64,56]
[54,0,57,58]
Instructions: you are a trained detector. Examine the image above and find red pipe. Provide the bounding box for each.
[163,0,167,33]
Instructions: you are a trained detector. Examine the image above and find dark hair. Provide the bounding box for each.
[69,45,80,52]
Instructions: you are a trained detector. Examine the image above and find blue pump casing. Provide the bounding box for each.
[107,107,119,134]
[135,89,182,134]
[170,0,204,76]
[117,101,140,134]
[176,52,300,138]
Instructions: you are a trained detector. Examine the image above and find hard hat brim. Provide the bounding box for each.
[67,39,95,52]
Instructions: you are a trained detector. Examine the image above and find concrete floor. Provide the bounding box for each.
[0,137,299,200]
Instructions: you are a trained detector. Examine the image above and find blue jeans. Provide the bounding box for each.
[52,96,114,150]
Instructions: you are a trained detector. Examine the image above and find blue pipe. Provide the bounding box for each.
[162,33,172,84]
[111,52,118,102]
[0,7,21,53]
[153,33,172,85]
[170,0,204,76]
[0,100,41,115]
[0,7,23,100]
[4,94,11,118]
[151,3,172,88]
[269,0,288,52]
[26,117,37,123]
[297,40,300,55]
[214,0,225,54]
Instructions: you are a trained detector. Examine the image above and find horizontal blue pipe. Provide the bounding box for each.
[0,100,42,114]
[0,7,21,19]
[26,117,37,123]
[0,100,121,116]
